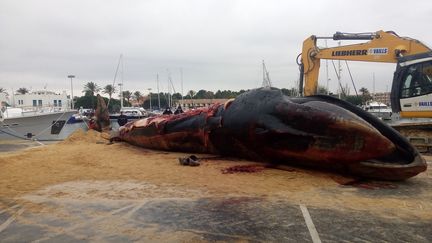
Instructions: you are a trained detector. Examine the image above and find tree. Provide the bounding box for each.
[133,91,143,105]
[195,89,208,99]
[359,87,369,95]
[204,91,215,99]
[75,95,121,112]
[344,95,363,106]
[16,87,29,94]
[103,84,116,100]
[281,88,299,97]
[188,90,196,99]
[74,95,98,110]
[238,89,248,95]
[359,87,372,104]
[133,91,142,100]
[214,90,238,99]
[317,85,329,95]
[83,82,101,97]
[122,90,132,104]
[172,92,182,100]
[0,88,7,94]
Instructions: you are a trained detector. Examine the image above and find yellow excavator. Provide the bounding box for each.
[298,30,432,152]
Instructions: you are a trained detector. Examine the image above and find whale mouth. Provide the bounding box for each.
[306,95,427,180]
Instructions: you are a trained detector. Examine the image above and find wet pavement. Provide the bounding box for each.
[0,140,58,153]
[0,185,431,242]
[0,141,431,242]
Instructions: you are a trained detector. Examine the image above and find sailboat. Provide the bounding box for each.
[107,55,148,128]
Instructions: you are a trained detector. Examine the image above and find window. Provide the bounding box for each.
[38,100,42,106]
[58,100,62,107]
[54,100,58,107]
[33,100,37,106]
[400,61,432,98]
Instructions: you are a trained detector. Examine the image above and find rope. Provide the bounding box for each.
[345,60,359,97]
[32,110,70,139]
[0,127,30,140]
[106,54,122,108]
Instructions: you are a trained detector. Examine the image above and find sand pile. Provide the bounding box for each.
[60,129,107,144]
[0,131,431,219]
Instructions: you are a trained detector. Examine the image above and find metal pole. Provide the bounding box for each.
[121,55,124,108]
[118,83,123,109]
[325,40,330,94]
[180,68,184,107]
[67,75,75,109]
[148,88,152,111]
[338,41,342,99]
[157,74,161,110]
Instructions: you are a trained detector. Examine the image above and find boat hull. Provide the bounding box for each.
[0,111,76,141]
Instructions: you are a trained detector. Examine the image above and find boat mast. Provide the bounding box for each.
[372,72,376,100]
[157,74,161,110]
[167,72,171,108]
[181,68,184,107]
[121,54,124,109]
[337,41,342,99]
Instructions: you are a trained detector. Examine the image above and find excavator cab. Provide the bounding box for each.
[391,52,432,117]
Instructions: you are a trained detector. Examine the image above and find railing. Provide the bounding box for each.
[1,105,73,119]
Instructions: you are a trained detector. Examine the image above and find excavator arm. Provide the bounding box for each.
[300,30,431,96]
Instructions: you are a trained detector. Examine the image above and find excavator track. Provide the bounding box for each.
[391,122,432,153]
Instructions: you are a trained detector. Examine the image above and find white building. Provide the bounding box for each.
[11,90,71,110]
[0,92,8,106]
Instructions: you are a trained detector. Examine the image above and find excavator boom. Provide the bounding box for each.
[301,30,431,96]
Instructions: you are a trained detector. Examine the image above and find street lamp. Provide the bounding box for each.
[148,88,152,111]
[67,75,75,109]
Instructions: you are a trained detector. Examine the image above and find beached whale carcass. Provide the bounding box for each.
[108,88,427,180]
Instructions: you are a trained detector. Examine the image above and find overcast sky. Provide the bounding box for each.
[1,0,431,97]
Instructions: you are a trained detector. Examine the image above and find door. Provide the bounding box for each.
[395,60,432,117]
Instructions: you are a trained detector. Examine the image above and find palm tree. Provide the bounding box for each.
[359,87,372,104]
[133,91,143,105]
[16,87,30,95]
[122,90,132,104]
[317,85,329,95]
[0,87,6,93]
[103,84,116,100]
[359,87,370,96]
[83,82,101,96]
[188,90,196,99]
